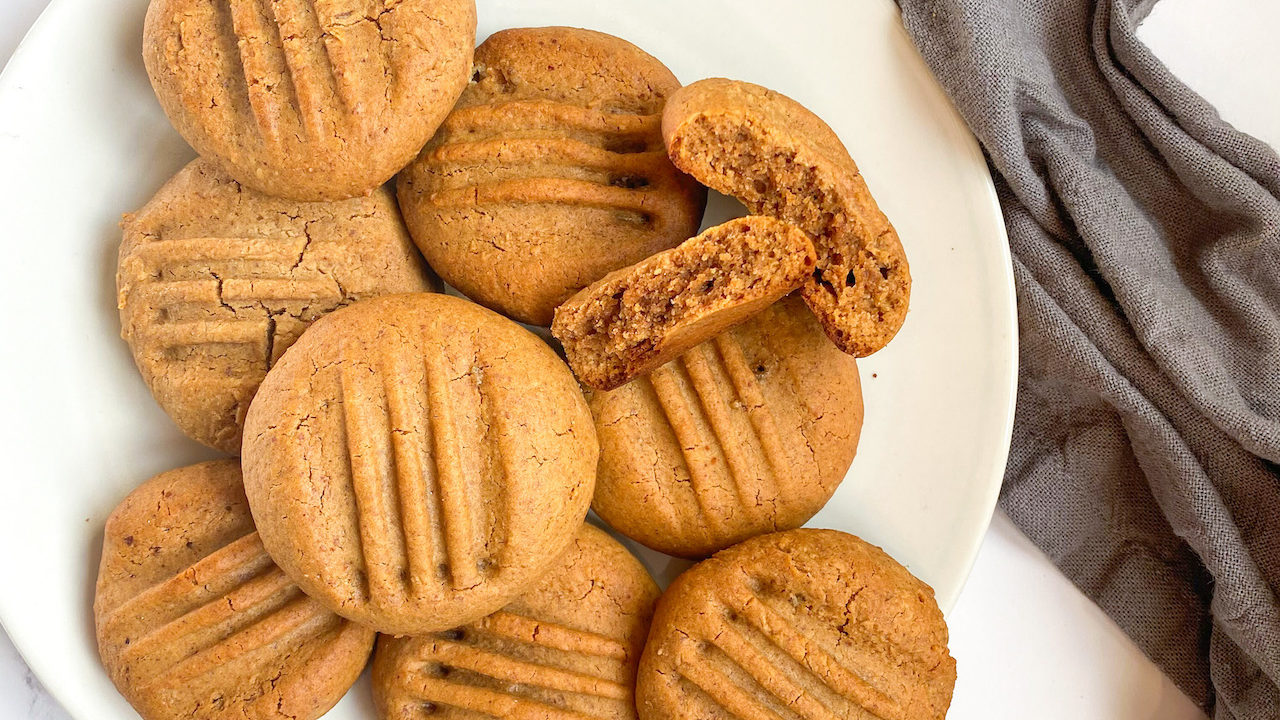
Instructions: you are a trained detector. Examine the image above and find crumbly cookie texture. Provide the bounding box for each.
[373,524,660,720]
[143,0,476,200]
[637,528,956,720]
[242,293,598,636]
[589,295,863,558]
[117,158,436,455]
[552,216,815,391]
[397,26,706,326]
[94,460,375,720]
[663,78,911,356]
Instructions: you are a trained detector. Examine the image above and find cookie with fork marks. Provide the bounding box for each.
[587,295,863,559]
[143,0,476,200]
[637,528,956,720]
[117,158,436,455]
[398,26,706,326]
[242,293,598,635]
[94,460,375,720]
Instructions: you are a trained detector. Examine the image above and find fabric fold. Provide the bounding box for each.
[897,1,1280,717]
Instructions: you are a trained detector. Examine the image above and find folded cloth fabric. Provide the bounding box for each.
[896,1,1280,717]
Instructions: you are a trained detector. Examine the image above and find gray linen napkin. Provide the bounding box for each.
[895,0,1280,717]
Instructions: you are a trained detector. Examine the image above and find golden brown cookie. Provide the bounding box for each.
[242,293,598,635]
[118,158,436,455]
[637,529,956,720]
[373,524,659,720]
[398,26,706,326]
[552,216,816,391]
[589,295,862,558]
[663,78,911,357]
[94,460,375,720]
[143,0,476,200]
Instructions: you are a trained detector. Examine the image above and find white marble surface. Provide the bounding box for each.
[1,0,1276,717]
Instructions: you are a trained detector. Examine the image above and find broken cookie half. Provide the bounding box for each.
[552,216,815,391]
[663,77,911,357]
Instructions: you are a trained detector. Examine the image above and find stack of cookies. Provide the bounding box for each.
[96,3,954,719]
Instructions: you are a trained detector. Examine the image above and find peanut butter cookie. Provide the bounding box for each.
[663,78,911,356]
[94,460,375,720]
[589,295,862,558]
[398,26,706,325]
[143,0,476,200]
[242,293,598,635]
[552,216,815,391]
[637,529,956,720]
[118,159,436,455]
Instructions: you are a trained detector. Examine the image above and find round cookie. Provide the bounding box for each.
[143,0,476,200]
[373,523,659,720]
[663,78,912,357]
[637,529,956,720]
[589,295,862,558]
[118,158,436,455]
[398,26,707,326]
[242,293,598,635]
[94,460,375,720]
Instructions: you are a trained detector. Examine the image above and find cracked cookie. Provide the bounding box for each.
[94,460,375,720]
[242,293,598,635]
[397,26,706,326]
[551,216,816,391]
[118,158,436,455]
[637,528,956,720]
[372,523,659,720]
[662,78,911,357]
[143,0,476,200]
[588,295,862,559]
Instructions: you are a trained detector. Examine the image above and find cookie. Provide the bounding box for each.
[398,26,706,326]
[552,216,815,391]
[637,529,956,720]
[589,295,862,558]
[118,159,436,455]
[143,0,476,200]
[242,293,598,635]
[373,523,659,720]
[662,78,911,356]
[94,460,375,720]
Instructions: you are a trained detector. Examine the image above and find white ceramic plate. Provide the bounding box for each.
[0,0,1015,718]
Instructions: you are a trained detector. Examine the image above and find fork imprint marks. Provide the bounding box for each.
[673,582,905,720]
[124,235,345,361]
[335,333,508,605]
[102,532,341,692]
[224,0,390,146]
[423,100,671,225]
[389,611,634,719]
[640,333,804,535]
